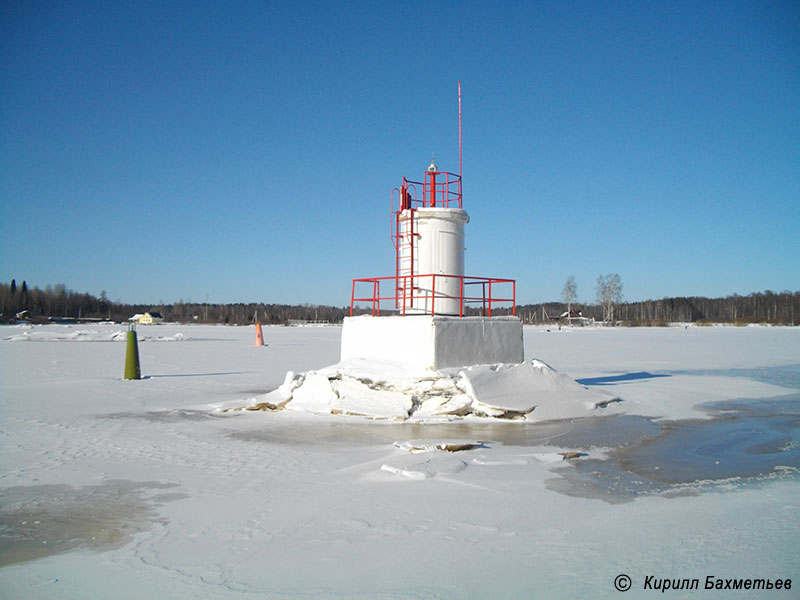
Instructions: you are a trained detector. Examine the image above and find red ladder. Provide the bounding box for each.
[392,180,418,312]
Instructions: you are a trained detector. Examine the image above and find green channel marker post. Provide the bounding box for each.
[124,322,141,380]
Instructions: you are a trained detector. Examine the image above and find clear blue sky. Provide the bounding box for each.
[2,0,798,306]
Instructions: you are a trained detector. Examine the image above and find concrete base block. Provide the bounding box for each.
[341,315,524,370]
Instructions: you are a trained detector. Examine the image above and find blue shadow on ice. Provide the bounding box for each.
[576,371,671,386]
[145,371,253,379]
[669,365,800,390]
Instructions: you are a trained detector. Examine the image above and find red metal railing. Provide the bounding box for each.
[350,274,516,317]
[408,171,462,209]
[391,172,462,248]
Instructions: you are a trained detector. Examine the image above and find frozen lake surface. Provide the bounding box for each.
[1,324,798,598]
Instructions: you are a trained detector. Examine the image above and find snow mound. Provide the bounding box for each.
[286,372,333,413]
[461,359,617,421]
[331,378,413,420]
[3,328,191,342]
[236,358,620,422]
[4,328,126,342]
[140,332,190,342]
[380,464,428,480]
[414,393,473,418]
[394,440,489,453]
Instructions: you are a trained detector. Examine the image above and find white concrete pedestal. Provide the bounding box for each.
[341,315,524,370]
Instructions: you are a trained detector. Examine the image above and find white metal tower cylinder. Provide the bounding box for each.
[398,207,469,315]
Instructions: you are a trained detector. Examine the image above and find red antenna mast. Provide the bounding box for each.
[458,80,462,180]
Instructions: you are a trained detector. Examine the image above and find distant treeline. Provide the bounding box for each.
[518,290,800,326]
[0,280,354,325]
[1,280,798,326]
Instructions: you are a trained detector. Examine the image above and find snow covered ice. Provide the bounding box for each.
[1,323,799,598]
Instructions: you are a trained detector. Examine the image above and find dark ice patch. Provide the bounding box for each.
[0,480,185,566]
[547,393,800,503]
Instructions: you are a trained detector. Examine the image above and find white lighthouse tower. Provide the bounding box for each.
[395,158,469,316]
[343,83,523,370]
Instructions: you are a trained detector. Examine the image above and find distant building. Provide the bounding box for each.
[130,312,164,324]
[287,319,330,327]
[558,309,593,326]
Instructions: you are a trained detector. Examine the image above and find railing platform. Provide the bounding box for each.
[350,274,516,317]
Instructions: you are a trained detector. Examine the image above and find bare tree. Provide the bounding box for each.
[562,276,577,323]
[596,273,623,323]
